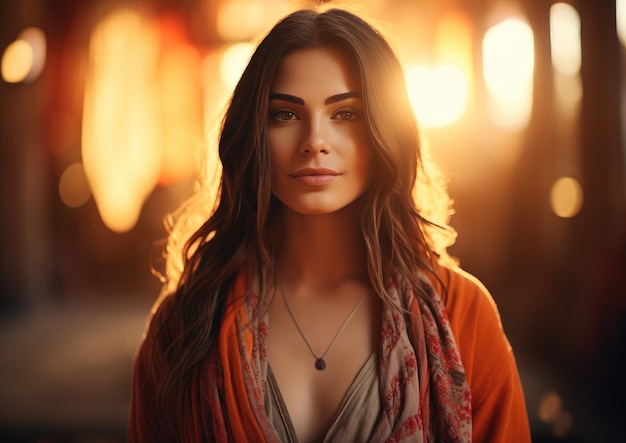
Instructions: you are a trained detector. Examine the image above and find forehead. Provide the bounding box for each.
[271,47,361,97]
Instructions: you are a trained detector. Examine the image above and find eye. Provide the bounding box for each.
[333,109,360,121]
[270,110,298,121]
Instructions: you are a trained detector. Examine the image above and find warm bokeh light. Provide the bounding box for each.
[59,163,92,208]
[538,390,574,438]
[82,9,162,233]
[405,65,468,128]
[201,50,230,127]
[1,27,46,84]
[435,11,474,89]
[159,54,198,185]
[554,71,582,118]
[550,176,583,218]
[618,0,626,47]
[538,390,563,423]
[483,18,534,130]
[537,391,574,438]
[82,9,201,232]
[19,27,46,82]
[219,42,255,89]
[216,0,291,42]
[155,18,202,185]
[1,39,33,83]
[550,3,581,75]
[217,0,263,41]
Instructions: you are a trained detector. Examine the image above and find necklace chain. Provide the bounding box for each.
[279,285,368,371]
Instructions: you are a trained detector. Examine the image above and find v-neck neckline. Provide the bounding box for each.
[266,351,378,443]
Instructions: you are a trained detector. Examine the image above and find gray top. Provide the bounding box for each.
[265,352,381,443]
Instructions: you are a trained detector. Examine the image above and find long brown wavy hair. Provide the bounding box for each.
[147,7,455,438]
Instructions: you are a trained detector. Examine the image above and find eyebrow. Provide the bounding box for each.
[269,91,362,106]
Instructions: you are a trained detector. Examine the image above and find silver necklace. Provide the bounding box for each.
[279,286,369,371]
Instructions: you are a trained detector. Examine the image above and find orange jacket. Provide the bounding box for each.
[129,263,532,442]
[433,263,531,442]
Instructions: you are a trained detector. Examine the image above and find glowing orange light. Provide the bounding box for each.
[156,15,203,185]
[538,391,563,423]
[618,0,626,47]
[550,4,581,75]
[82,8,162,233]
[554,72,582,119]
[19,27,46,82]
[483,18,534,130]
[201,50,230,129]
[59,163,92,208]
[436,11,474,88]
[537,389,574,439]
[550,176,583,218]
[217,0,262,41]
[217,0,293,42]
[402,11,473,129]
[1,27,46,84]
[219,43,255,90]
[1,39,33,83]
[405,65,468,128]
[82,9,202,232]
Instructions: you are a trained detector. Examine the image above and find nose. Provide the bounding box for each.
[299,117,330,155]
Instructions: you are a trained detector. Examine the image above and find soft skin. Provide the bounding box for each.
[268,46,373,216]
[266,46,380,442]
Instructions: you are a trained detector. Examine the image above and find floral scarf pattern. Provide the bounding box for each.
[201,270,471,442]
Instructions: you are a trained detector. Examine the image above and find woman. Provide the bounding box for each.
[129,8,531,442]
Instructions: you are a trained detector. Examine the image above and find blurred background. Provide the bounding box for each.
[0,0,624,441]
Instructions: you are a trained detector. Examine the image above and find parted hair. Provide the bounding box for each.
[146,8,455,439]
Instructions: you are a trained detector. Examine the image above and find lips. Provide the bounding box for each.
[290,167,340,186]
[291,167,339,177]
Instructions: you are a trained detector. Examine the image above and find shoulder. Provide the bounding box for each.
[429,261,511,386]
[432,262,505,350]
[428,261,531,441]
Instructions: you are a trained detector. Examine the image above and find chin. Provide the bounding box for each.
[274,190,368,217]
[283,199,363,217]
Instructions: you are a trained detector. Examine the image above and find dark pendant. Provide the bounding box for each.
[315,358,326,371]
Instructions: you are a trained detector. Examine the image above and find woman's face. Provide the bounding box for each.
[267,46,372,216]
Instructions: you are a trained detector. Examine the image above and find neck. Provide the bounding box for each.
[274,203,369,289]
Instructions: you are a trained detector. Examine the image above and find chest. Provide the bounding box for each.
[267,293,381,443]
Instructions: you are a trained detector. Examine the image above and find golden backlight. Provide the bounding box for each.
[483,18,534,130]
[59,163,92,208]
[81,9,200,232]
[1,27,46,83]
[1,40,33,83]
[405,65,468,128]
[75,4,558,232]
[404,12,472,128]
[617,0,626,47]
[550,177,583,218]
[219,42,255,89]
[82,9,161,233]
[550,3,581,76]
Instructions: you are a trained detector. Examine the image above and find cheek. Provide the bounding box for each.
[268,130,284,164]
[353,136,374,183]
[268,130,291,184]
[268,126,298,158]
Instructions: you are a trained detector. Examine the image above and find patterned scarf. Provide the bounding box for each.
[201,270,471,442]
